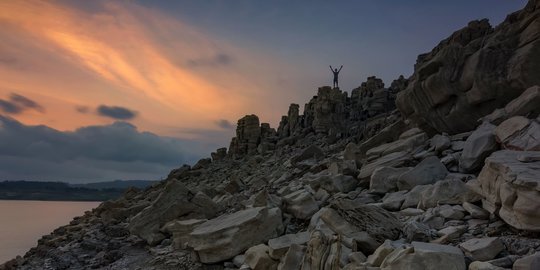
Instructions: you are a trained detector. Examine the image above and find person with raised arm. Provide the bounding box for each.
[329,65,343,88]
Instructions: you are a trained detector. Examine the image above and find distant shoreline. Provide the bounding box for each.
[0,198,103,202]
[0,180,158,202]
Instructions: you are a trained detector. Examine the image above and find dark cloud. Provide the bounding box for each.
[0,93,44,115]
[186,53,234,67]
[215,119,234,129]
[0,116,204,183]
[10,93,45,112]
[0,99,21,114]
[97,105,137,120]
[75,105,90,114]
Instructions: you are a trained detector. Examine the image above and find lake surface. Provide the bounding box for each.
[0,200,101,263]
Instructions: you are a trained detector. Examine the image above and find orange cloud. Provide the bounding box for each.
[0,0,311,143]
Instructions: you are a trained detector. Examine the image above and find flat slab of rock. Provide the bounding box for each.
[370,166,411,194]
[161,219,206,249]
[380,242,465,270]
[459,237,504,261]
[462,202,489,219]
[397,156,448,190]
[477,150,540,231]
[366,132,428,159]
[419,178,481,209]
[268,231,310,259]
[187,207,283,263]
[358,151,412,182]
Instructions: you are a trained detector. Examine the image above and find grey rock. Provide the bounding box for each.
[187,207,283,263]
[245,244,278,270]
[380,242,466,270]
[277,244,306,270]
[366,240,403,267]
[419,178,482,209]
[268,231,310,260]
[496,117,540,151]
[282,189,320,220]
[462,202,490,219]
[370,167,411,194]
[396,4,540,135]
[397,156,449,190]
[477,150,540,231]
[359,151,412,183]
[128,180,203,245]
[459,122,498,173]
[381,191,408,211]
[431,134,452,152]
[513,252,540,270]
[459,237,504,261]
[366,132,428,159]
[404,221,436,242]
[468,261,506,270]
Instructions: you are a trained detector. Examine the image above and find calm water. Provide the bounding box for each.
[0,200,101,263]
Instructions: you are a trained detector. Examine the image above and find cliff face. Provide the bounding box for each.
[3,1,540,270]
[397,0,540,134]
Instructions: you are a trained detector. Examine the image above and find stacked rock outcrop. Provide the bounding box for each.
[396,0,540,135]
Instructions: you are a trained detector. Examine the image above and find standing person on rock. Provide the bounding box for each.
[329,65,343,88]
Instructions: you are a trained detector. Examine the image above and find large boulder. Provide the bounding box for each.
[187,207,283,263]
[397,156,449,190]
[459,122,499,173]
[370,166,412,194]
[483,85,540,124]
[476,150,540,231]
[128,180,213,245]
[494,116,540,151]
[419,178,482,209]
[513,252,540,270]
[396,1,540,135]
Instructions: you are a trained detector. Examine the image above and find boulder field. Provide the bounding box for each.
[2,1,540,270]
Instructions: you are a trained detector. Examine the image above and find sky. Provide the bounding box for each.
[0,0,527,183]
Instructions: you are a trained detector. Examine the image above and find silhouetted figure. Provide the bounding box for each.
[329,65,343,88]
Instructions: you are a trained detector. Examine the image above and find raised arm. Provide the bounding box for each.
[338,65,343,72]
[329,65,334,72]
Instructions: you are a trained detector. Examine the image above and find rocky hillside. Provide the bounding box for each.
[2,1,540,270]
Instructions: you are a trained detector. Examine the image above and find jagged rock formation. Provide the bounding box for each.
[3,1,540,270]
[397,0,540,135]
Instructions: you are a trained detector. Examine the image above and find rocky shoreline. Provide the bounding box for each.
[2,0,540,269]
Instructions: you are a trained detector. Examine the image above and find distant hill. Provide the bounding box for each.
[71,180,158,190]
[0,180,157,201]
